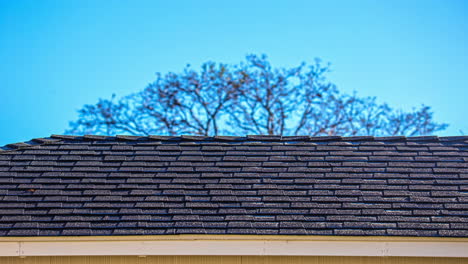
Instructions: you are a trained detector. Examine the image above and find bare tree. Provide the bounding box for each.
[67,55,447,136]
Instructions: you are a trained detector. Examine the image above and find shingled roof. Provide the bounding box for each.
[0,135,467,237]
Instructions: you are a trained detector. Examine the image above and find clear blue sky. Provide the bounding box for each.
[1,0,467,146]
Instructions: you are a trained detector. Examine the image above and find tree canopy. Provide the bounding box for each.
[67,55,447,136]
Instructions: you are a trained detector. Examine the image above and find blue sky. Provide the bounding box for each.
[1,0,467,146]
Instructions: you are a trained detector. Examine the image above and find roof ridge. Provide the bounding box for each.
[1,134,467,152]
[45,134,468,142]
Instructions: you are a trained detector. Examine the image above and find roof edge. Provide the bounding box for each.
[1,234,467,242]
[1,134,467,152]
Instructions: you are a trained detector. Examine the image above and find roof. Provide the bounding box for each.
[0,135,467,237]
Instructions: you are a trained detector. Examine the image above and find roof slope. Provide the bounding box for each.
[0,135,467,237]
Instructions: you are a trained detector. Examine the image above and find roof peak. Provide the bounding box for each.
[1,134,467,152]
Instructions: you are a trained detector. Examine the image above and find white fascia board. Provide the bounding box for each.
[0,242,19,256]
[1,239,467,257]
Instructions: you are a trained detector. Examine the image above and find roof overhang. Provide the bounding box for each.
[0,235,467,258]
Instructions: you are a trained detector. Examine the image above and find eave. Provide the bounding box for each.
[0,235,467,258]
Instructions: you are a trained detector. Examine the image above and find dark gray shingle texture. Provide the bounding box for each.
[0,135,467,237]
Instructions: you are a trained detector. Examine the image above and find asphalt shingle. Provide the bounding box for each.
[0,135,467,237]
